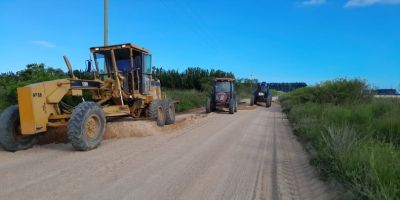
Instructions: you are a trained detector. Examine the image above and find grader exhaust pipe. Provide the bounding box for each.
[63,55,77,79]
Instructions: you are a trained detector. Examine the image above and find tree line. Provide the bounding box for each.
[154,67,235,92]
[0,63,308,111]
[267,82,307,92]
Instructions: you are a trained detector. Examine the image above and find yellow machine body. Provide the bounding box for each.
[0,43,173,152]
[16,44,165,136]
[17,79,73,135]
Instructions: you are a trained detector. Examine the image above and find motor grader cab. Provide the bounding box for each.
[205,78,237,114]
[0,43,175,152]
[91,44,155,96]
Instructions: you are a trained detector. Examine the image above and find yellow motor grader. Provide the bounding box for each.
[0,43,175,151]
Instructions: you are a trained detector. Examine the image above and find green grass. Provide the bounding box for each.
[270,89,286,96]
[165,89,206,112]
[236,87,253,99]
[280,79,400,199]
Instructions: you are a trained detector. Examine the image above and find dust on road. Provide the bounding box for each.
[38,111,208,144]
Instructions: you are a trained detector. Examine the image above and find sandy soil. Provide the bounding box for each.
[0,103,335,200]
[37,110,208,144]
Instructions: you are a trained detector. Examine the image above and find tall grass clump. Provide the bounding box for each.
[280,78,400,199]
[165,89,206,112]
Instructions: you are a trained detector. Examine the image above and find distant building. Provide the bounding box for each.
[374,89,398,95]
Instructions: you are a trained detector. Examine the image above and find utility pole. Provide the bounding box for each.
[104,0,108,46]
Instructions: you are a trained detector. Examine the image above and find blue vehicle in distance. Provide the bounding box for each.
[250,82,272,107]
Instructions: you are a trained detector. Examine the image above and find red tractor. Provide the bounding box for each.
[205,78,237,114]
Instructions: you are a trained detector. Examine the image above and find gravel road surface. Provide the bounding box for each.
[0,103,334,200]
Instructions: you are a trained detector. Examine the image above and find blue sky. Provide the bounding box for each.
[0,0,399,89]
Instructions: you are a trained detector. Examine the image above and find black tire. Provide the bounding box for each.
[150,100,165,127]
[266,95,272,107]
[0,105,38,152]
[206,97,212,113]
[234,98,238,112]
[266,99,272,107]
[164,100,175,125]
[250,95,255,106]
[67,102,106,151]
[229,99,234,114]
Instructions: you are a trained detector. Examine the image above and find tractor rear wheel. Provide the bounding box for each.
[150,100,166,127]
[266,99,272,107]
[0,105,38,152]
[206,97,212,113]
[229,99,235,114]
[234,98,238,112]
[67,102,106,151]
[164,100,175,125]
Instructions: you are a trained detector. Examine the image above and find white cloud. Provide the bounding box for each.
[301,0,326,6]
[32,40,56,48]
[345,0,400,7]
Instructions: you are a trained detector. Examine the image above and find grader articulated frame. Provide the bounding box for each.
[0,43,175,152]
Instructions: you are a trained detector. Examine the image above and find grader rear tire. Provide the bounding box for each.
[164,100,175,125]
[67,102,106,151]
[150,100,166,127]
[0,105,38,152]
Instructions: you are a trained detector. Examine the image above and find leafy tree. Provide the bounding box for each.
[154,67,234,91]
[0,63,66,110]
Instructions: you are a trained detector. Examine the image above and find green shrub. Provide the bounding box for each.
[165,89,206,112]
[280,78,372,107]
[270,89,285,96]
[281,79,400,199]
[0,64,67,111]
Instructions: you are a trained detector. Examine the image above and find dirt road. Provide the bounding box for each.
[0,104,334,200]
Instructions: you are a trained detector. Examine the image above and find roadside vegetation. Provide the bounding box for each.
[0,64,66,110]
[280,79,400,199]
[165,90,206,112]
[270,89,285,97]
[236,78,258,99]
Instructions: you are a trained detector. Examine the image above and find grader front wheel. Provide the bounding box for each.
[0,105,38,152]
[67,102,106,151]
[150,100,166,127]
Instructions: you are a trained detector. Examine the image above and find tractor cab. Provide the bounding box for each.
[205,78,237,114]
[213,78,235,98]
[215,80,232,93]
[258,82,269,92]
